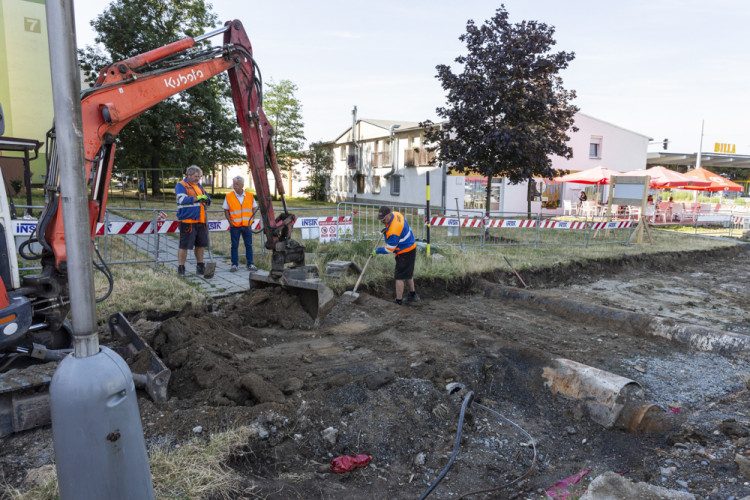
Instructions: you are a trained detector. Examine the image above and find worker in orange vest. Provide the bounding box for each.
[175,165,210,277]
[372,205,419,305]
[223,176,258,272]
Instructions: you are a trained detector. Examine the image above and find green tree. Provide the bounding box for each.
[422,5,578,215]
[79,0,243,195]
[300,142,333,201]
[264,79,305,194]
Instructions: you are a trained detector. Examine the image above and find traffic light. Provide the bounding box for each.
[662,138,668,150]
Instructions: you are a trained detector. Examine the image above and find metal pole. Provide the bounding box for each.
[696,120,704,170]
[45,1,155,498]
[426,172,431,257]
[45,0,97,356]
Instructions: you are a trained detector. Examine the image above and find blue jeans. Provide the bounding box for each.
[229,225,253,267]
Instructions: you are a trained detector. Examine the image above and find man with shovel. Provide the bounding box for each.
[372,206,419,305]
[175,165,211,277]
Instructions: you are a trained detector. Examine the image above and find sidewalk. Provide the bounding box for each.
[170,257,254,298]
[110,213,252,297]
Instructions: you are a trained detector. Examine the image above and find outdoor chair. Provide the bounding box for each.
[645,204,666,223]
[562,199,575,216]
[580,200,599,218]
[671,203,684,222]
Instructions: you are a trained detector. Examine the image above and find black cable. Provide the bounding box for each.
[18,238,43,260]
[419,391,475,500]
[92,241,114,303]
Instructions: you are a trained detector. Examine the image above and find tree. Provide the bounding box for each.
[300,142,333,201]
[264,80,305,195]
[421,5,578,215]
[79,0,243,195]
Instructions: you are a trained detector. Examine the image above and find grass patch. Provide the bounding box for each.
[94,264,206,318]
[316,229,736,293]
[6,426,258,499]
[149,426,257,499]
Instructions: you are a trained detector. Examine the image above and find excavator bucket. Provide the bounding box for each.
[108,313,170,402]
[249,268,334,325]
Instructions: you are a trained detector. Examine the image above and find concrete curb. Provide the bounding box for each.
[480,281,750,354]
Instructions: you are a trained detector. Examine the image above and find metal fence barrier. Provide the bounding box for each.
[335,202,639,249]
[15,202,745,273]
[693,209,743,238]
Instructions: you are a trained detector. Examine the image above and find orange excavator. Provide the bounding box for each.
[0,20,332,434]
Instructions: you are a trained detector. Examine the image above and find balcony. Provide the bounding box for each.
[370,151,392,168]
[404,148,436,167]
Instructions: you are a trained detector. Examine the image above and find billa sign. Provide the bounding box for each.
[714,143,736,153]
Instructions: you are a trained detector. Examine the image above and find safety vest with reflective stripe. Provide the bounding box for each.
[376,211,416,255]
[226,190,254,227]
[175,180,208,223]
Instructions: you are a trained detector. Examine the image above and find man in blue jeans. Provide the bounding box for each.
[223,176,258,272]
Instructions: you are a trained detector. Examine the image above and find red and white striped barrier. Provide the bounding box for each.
[15,216,352,236]
[484,219,537,228]
[589,221,634,230]
[429,216,483,227]
[427,216,633,231]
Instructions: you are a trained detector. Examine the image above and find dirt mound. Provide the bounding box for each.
[149,288,314,406]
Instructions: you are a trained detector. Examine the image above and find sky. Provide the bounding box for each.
[71,0,750,156]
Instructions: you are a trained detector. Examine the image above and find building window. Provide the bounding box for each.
[390,175,401,196]
[356,174,365,194]
[372,176,381,194]
[340,146,346,161]
[589,136,602,159]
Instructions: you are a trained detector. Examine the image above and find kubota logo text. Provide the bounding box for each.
[164,69,205,89]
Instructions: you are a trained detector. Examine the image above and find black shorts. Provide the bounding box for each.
[394,249,416,280]
[179,222,208,250]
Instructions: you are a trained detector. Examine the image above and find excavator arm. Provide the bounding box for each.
[8,19,322,353]
[43,19,294,270]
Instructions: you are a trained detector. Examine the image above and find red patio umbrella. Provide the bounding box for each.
[552,166,618,185]
[680,167,743,192]
[618,166,710,189]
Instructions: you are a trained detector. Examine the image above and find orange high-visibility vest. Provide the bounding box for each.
[226,190,254,227]
[178,180,207,223]
[383,211,416,255]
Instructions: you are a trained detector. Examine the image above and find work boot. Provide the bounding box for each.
[177,265,185,277]
[404,292,420,303]
[230,265,238,272]
[196,262,205,275]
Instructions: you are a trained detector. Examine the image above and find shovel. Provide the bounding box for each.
[342,232,384,303]
[203,222,216,279]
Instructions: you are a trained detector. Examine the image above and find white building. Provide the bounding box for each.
[325,111,650,214]
[551,112,651,208]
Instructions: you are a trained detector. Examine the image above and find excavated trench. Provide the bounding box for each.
[1,245,749,499]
